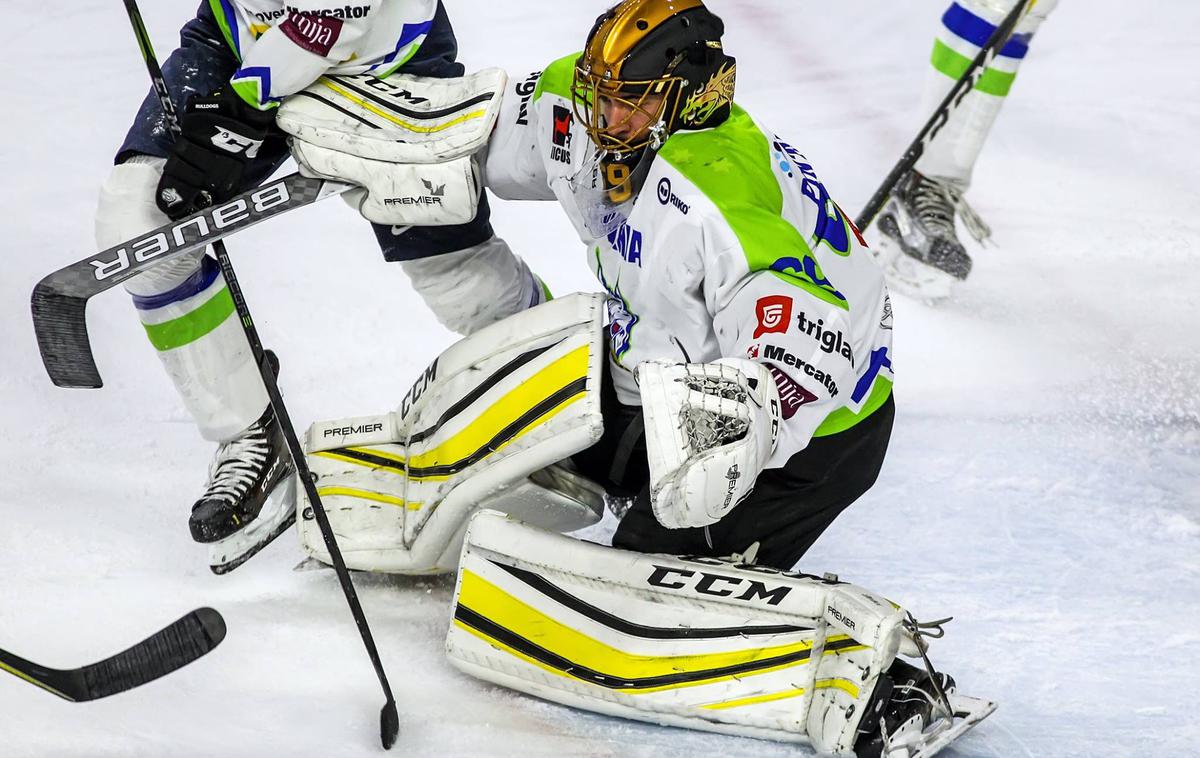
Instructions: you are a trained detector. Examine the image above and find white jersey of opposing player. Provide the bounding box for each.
[486,55,895,465]
[208,0,440,108]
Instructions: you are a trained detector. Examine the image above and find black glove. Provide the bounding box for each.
[155,88,277,219]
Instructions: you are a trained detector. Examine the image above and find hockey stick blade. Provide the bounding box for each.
[0,607,226,702]
[31,174,351,388]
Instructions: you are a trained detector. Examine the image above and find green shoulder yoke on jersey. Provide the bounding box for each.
[658,106,848,311]
[534,53,579,103]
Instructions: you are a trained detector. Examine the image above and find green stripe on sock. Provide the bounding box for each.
[142,287,236,352]
[931,39,1018,97]
[812,377,893,437]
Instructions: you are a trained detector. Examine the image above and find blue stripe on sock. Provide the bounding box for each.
[131,255,222,311]
[942,2,1031,59]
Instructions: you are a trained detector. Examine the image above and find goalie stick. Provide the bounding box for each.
[0,608,225,702]
[855,0,1034,230]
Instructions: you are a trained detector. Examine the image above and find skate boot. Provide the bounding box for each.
[874,170,988,300]
[190,404,297,574]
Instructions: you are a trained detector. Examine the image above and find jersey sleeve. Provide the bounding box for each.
[484,54,578,201]
[228,1,384,109]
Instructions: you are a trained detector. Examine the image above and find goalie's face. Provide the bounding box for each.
[572,72,680,154]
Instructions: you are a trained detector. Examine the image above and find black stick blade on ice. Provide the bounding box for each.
[0,608,226,702]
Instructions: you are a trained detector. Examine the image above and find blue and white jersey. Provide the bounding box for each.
[205,0,439,108]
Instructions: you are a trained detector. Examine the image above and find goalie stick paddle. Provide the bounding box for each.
[0,608,226,702]
[855,0,1033,231]
[112,0,399,748]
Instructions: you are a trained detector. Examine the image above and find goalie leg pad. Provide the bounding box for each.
[446,510,915,754]
[298,293,608,573]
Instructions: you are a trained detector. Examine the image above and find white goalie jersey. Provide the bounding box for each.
[485,54,895,464]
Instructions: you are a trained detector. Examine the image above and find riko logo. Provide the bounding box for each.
[655,177,690,214]
[550,105,572,164]
[753,295,793,339]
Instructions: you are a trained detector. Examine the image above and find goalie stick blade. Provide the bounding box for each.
[30,174,350,388]
[0,608,227,702]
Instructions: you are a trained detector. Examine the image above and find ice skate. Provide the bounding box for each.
[190,405,296,574]
[873,170,989,301]
[854,658,996,758]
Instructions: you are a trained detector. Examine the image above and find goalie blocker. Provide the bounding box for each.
[447,510,997,756]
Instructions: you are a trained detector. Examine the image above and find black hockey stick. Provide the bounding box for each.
[855,0,1033,230]
[117,1,400,747]
[0,608,225,702]
[32,174,347,388]
[31,173,348,388]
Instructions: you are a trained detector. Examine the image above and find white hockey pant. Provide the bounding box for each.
[916,0,1060,186]
[94,156,266,442]
[400,236,549,336]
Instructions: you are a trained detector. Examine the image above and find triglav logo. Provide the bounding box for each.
[753,295,792,339]
[797,312,854,366]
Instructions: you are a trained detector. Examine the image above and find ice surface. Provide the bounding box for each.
[1,1,1197,756]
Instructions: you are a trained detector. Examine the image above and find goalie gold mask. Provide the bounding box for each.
[571,0,736,203]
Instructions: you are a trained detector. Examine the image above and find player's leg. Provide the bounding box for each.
[95,5,295,566]
[372,1,549,335]
[878,0,1059,292]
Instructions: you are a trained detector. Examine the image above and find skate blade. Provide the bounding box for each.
[886,693,998,758]
[209,474,298,575]
[870,232,958,303]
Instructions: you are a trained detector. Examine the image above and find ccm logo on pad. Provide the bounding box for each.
[753,295,792,339]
